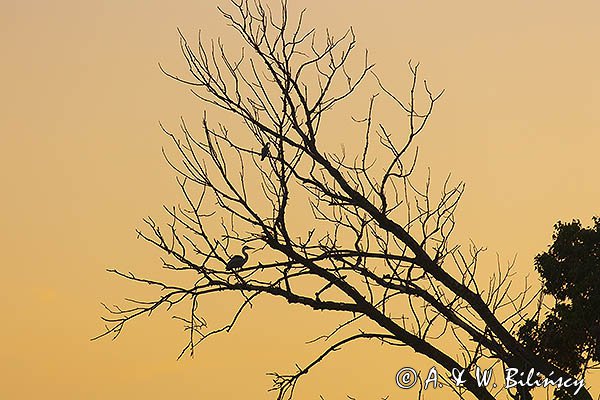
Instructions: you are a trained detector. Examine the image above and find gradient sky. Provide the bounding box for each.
[2,1,599,398]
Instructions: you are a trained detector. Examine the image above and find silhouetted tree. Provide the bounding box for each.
[95,1,595,399]
[519,218,600,399]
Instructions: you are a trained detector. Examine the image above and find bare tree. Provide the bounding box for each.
[95,1,594,399]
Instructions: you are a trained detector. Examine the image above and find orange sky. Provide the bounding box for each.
[1,1,599,398]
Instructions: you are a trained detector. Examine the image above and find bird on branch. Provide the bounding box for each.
[260,142,271,161]
[226,246,253,271]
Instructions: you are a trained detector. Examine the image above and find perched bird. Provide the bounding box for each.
[260,142,271,161]
[226,246,253,271]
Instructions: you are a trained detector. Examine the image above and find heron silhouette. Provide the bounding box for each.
[260,142,270,161]
[226,246,253,271]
